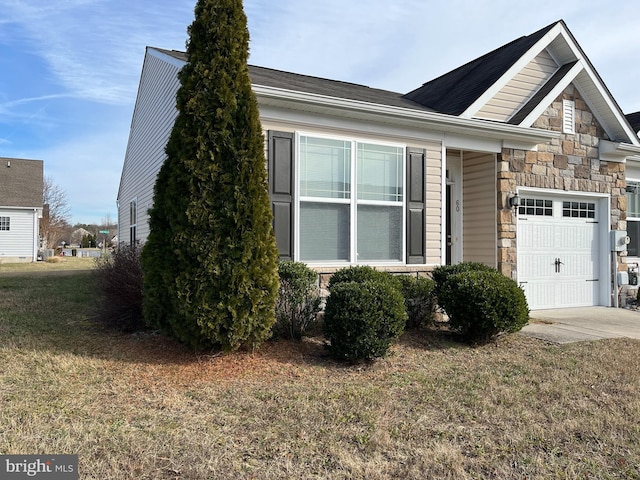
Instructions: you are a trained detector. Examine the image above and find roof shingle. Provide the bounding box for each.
[402,22,559,115]
[0,158,43,208]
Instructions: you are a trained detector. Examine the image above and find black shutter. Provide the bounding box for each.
[268,131,295,260]
[406,148,426,264]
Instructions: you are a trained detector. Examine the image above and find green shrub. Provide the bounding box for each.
[323,280,407,362]
[94,244,146,333]
[328,265,401,291]
[397,275,436,329]
[274,261,321,340]
[431,261,496,299]
[141,0,279,351]
[437,270,529,343]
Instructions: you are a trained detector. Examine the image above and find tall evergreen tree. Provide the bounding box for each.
[142,0,279,351]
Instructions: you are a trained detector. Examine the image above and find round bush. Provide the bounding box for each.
[328,265,401,291]
[437,270,529,343]
[397,275,436,329]
[274,261,321,340]
[323,280,407,362]
[431,261,496,300]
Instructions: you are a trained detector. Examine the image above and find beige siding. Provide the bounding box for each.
[119,62,446,266]
[424,145,442,265]
[462,152,496,266]
[476,49,558,121]
[117,50,181,244]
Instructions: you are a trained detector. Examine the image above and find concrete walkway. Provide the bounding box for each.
[521,306,640,344]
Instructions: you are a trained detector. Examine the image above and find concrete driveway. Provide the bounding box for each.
[521,307,640,344]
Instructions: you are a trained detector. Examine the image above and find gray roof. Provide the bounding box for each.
[0,158,43,208]
[403,22,558,115]
[154,48,433,112]
[626,112,640,132]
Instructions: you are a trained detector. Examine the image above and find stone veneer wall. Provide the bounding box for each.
[496,85,626,279]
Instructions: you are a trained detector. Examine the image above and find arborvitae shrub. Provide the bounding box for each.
[274,261,321,340]
[397,275,436,329]
[141,0,279,351]
[437,270,529,343]
[431,261,496,300]
[94,245,146,332]
[323,280,407,362]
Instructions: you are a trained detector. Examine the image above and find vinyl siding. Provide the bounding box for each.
[424,144,442,265]
[462,152,496,266]
[476,49,559,122]
[120,53,447,264]
[117,49,182,244]
[0,208,38,262]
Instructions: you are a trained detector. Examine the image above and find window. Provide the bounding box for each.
[518,198,553,216]
[627,181,640,256]
[563,99,575,134]
[129,200,137,244]
[562,201,595,218]
[0,216,9,231]
[298,135,404,263]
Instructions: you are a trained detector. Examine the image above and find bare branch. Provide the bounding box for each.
[40,176,72,249]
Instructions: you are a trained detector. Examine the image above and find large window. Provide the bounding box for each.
[0,216,9,231]
[298,135,404,263]
[627,181,640,256]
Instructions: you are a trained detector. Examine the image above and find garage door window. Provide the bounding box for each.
[518,198,552,216]
[563,201,595,219]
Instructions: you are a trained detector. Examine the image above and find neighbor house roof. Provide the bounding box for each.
[626,112,640,133]
[154,48,434,113]
[403,22,557,115]
[0,158,43,208]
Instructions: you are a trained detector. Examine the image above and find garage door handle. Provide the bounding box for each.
[554,258,564,273]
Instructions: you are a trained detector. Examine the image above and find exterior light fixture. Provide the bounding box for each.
[508,193,520,209]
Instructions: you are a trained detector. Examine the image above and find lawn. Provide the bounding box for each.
[1,269,639,479]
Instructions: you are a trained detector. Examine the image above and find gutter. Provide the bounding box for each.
[253,84,561,145]
[600,140,640,163]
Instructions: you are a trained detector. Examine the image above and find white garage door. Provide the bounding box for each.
[517,195,601,310]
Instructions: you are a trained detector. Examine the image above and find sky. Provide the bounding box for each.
[1,0,639,225]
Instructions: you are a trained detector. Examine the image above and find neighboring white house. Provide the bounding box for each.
[118,20,640,310]
[0,158,43,263]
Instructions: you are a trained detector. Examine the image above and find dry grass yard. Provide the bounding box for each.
[1,268,639,479]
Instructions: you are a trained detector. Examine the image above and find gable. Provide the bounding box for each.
[403,22,556,116]
[476,49,559,122]
[0,158,43,208]
[404,20,638,146]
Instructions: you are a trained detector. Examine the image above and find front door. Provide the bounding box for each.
[446,154,462,265]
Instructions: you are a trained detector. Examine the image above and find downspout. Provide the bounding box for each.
[33,208,38,262]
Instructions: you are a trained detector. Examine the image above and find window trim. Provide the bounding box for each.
[626,178,640,258]
[295,131,407,266]
[129,198,138,244]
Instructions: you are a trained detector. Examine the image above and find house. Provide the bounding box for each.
[626,112,640,136]
[0,158,44,263]
[624,112,640,259]
[118,20,640,310]
[70,227,92,246]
